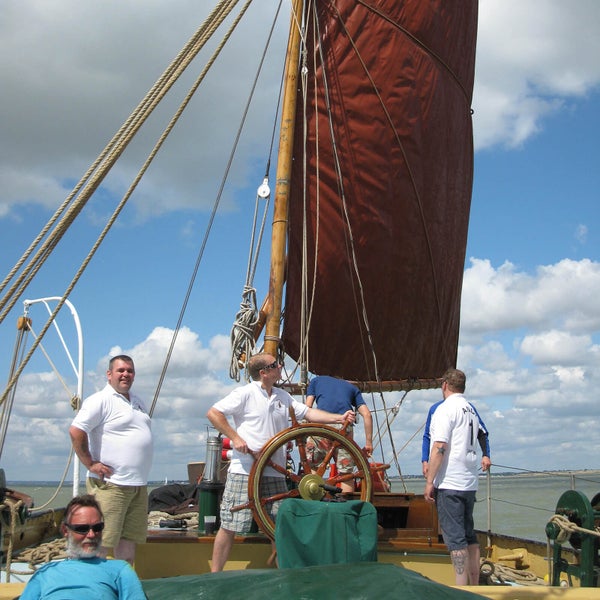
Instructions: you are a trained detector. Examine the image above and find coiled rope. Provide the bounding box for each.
[548,513,600,544]
[479,559,545,586]
[11,539,67,574]
[0,496,24,582]
[0,497,63,581]
[147,511,199,529]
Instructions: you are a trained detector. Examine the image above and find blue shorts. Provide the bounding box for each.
[435,488,478,551]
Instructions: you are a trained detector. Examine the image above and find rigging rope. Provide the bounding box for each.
[356,0,474,104]
[0,0,238,324]
[229,183,271,383]
[0,0,245,411]
[25,323,74,401]
[150,0,258,414]
[147,510,199,529]
[297,1,312,384]
[10,538,66,574]
[228,1,285,382]
[0,497,26,582]
[0,325,28,458]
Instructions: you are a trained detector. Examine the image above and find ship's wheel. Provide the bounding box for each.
[243,423,380,539]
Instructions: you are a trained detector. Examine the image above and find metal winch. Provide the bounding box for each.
[545,490,600,587]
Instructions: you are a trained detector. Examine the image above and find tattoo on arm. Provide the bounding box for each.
[436,446,446,455]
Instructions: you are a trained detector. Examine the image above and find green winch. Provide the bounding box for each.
[545,489,600,587]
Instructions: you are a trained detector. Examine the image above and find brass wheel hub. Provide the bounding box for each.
[298,473,326,501]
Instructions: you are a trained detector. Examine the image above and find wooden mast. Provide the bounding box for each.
[263,0,303,359]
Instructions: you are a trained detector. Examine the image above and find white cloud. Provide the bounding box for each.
[473,0,600,149]
[1,2,599,482]
[2,1,600,218]
[0,1,288,219]
[2,257,600,479]
[461,258,600,337]
[520,330,597,366]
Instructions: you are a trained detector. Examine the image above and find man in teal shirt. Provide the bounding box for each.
[20,494,146,599]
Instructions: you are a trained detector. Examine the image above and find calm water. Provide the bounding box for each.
[11,472,600,544]
[395,472,600,543]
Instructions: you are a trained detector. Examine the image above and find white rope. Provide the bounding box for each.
[480,559,545,587]
[548,513,600,544]
[230,286,259,382]
[147,511,199,529]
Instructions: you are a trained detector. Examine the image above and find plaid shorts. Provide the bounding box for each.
[219,473,287,534]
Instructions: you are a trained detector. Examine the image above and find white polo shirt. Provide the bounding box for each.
[71,384,153,486]
[212,381,308,476]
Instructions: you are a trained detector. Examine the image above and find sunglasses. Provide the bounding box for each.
[65,522,105,535]
[262,360,279,370]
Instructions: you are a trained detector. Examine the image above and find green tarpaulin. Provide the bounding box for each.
[142,562,487,599]
[275,499,378,568]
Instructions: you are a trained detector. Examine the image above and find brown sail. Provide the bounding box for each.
[282,1,478,384]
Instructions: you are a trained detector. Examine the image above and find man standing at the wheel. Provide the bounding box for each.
[207,353,355,572]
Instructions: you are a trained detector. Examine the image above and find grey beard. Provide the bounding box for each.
[66,535,100,559]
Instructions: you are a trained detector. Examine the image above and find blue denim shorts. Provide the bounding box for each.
[435,488,478,551]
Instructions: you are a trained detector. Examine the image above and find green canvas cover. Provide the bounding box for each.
[275,499,378,568]
[142,562,488,599]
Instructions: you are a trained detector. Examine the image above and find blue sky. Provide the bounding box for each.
[469,93,598,268]
[0,1,599,484]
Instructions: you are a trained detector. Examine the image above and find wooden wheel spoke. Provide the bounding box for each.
[313,439,340,477]
[285,470,303,484]
[259,488,299,506]
[370,463,390,475]
[247,424,373,540]
[264,458,287,477]
[295,435,314,476]
[231,500,253,513]
[327,467,367,487]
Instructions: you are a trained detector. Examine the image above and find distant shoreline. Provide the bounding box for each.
[10,470,600,487]
[393,469,600,481]
[505,469,600,478]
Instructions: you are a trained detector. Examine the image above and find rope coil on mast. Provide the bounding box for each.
[229,178,271,382]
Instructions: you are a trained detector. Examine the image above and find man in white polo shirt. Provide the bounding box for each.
[70,355,153,565]
[207,352,356,572]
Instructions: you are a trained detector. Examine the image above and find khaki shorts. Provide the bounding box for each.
[87,477,148,549]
